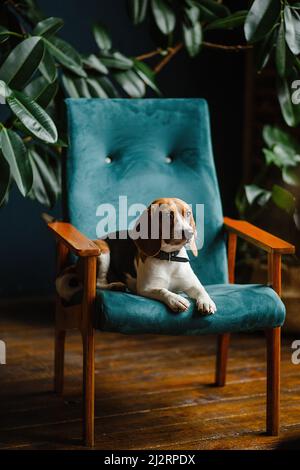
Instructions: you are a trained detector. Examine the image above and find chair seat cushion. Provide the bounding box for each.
[94,284,285,335]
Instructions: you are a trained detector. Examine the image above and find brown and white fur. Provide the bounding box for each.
[56,198,216,314]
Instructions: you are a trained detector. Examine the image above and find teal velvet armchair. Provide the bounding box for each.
[48,98,295,446]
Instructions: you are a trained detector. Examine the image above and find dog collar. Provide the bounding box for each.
[155,250,190,263]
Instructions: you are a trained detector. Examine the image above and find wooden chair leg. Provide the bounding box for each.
[266,326,280,436]
[54,328,66,394]
[81,256,97,447]
[266,252,281,436]
[215,333,230,386]
[215,232,235,387]
[82,330,95,447]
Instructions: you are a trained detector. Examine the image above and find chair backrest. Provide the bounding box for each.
[66,98,228,285]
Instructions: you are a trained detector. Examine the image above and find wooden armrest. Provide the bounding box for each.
[224,217,295,255]
[48,221,100,257]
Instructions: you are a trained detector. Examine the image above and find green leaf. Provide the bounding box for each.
[272,184,295,214]
[97,77,119,97]
[62,74,91,98]
[93,23,112,51]
[254,24,278,71]
[86,78,108,98]
[70,79,91,98]
[28,148,61,208]
[257,191,272,206]
[206,10,247,31]
[128,0,149,24]
[286,45,297,76]
[114,70,146,97]
[61,73,80,98]
[282,166,300,186]
[244,0,280,43]
[198,0,230,18]
[133,59,161,94]
[43,36,87,77]
[151,0,176,35]
[0,80,12,99]
[245,184,270,205]
[284,5,300,55]
[82,54,108,74]
[235,185,247,215]
[263,148,279,166]
[24,76,58,108]
[0,152,11,207]
[273,143,300,166]
[0,36,44,89]
[277,75,300,127]
[184,3,200,25]
[263,124,300,152]
[0,128,33,197]
[100,51,133,70]
[33,17,64,37]
[38,47,57,83]
[263,145,300,167]
[7,91,58,143]
[183,21,202,57]
[197,4,217,22]
[276,21,286,77]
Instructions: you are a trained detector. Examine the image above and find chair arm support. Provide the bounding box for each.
[224,217,295,255]
[48,221,100,257]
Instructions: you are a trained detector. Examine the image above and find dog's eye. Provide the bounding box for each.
[186,210,192,217]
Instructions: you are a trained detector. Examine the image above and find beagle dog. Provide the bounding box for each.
[56,198,217,314]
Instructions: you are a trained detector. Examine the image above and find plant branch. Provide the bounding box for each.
[6,31,24,38]
[136,48,167,61]
[138,40,252,75]
[148,41,253,73]
[203,41,253,51]
[154,43,183,74]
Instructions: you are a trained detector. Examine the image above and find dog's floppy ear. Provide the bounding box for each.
[132,205,162,257]
[189,211,198,257]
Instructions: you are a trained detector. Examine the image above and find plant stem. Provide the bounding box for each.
[135,48,167,61]
[6,31,25,38]
[203,41,252,51]
[154,43,183,74]
[137,40,252,74]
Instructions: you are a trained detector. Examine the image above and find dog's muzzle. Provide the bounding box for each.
[183,228,194,241]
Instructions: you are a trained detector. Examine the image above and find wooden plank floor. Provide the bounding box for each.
[1,301,300,450]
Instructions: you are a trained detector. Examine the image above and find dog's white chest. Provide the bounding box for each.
[137,249,191,293]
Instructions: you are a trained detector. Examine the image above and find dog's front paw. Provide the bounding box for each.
[167,294,190,312]
[196,294,217,315]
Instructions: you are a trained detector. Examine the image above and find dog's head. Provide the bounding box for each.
[132,198,198,257]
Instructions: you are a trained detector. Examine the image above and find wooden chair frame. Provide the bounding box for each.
[48,217,295,446]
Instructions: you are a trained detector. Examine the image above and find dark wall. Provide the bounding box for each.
[0,0,245,298]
